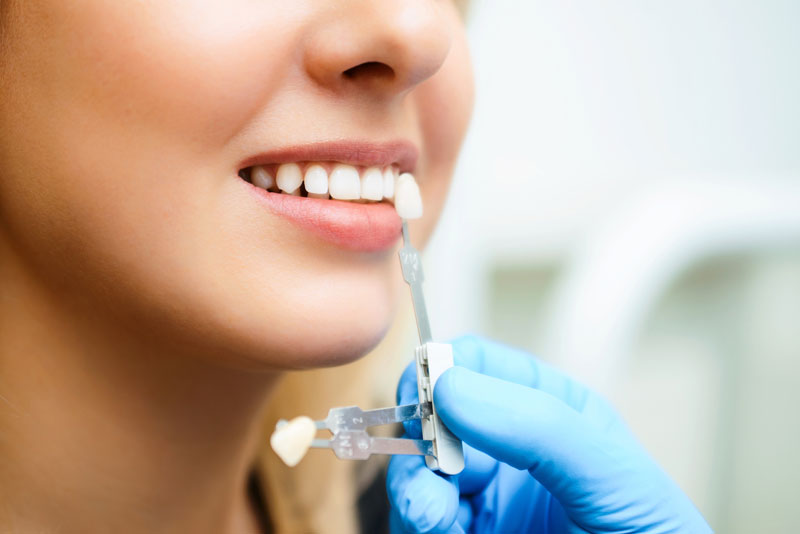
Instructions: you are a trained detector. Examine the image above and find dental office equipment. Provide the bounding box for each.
[270,220,465,475]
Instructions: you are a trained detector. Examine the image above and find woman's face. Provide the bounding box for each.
[0,1,473,369]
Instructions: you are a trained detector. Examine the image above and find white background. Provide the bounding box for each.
[423,1,800,531]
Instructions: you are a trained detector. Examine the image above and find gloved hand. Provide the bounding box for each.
[386,335,712,533]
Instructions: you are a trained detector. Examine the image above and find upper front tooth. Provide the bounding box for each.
[276,163,303,193]
[251,165,275,190]
[360,167,384,201]
[328,164,360,200]
[304,164,328,195]
[382,168,395,200]
[394,172,423,219]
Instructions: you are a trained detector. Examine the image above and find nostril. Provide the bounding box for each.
[342,61,395,82]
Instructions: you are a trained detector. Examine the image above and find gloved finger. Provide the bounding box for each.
[458,444,498,496]
[433,366,649,515]
[396,361,422,438]
[387,453,461,534]
[396,360,419,405]
[456,498,473,532]
[389,507,466,534]
[397,359,500,496]
[451,335,623,431]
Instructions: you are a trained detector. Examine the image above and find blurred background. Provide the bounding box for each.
[422,1,800,532]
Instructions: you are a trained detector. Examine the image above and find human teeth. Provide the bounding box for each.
[382,168,395,200]
[394,173,423,219]
[270,416,316,467]
[328,164,360,200]
[246,162,409,207]
[304,164,329,197]
[251,166,275,190]
[360,167,384,201]
[277,163,303,193]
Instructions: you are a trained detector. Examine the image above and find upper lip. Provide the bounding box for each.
[238,139,419,174]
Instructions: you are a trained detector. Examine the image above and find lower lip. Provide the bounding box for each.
[243,180,402,252]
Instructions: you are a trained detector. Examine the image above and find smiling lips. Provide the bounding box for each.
[239,140,423,252]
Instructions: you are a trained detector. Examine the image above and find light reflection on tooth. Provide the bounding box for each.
[361,167,383,201]
[329,164,360,200]
[304,164,328,195]
[394,172,423,219]
[251,166,275,191]
[277,163,303,193]
[382,168,394,200]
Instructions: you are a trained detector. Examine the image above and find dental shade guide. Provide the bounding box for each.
[271,221,465,475]
[309,402,435,460]
[396,221,464,474]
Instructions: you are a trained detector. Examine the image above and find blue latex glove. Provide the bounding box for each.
[387,335,712,533]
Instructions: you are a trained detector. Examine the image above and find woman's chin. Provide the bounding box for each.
[283,323,392,370]
[196,293,397,372]
[228,317,393,372]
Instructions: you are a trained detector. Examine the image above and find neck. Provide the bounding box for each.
[0,250,278,534]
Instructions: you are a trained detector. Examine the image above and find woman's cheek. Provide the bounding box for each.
[3,1,311,186]
[36,1,299,148]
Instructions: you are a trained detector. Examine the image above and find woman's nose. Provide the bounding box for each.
[303,0,452,97]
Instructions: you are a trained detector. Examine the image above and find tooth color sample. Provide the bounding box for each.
[270,416,317,467]
[394,173,423,219]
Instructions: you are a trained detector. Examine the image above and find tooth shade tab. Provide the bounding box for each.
[329,164,361,200]
[251,166,275,190]
[304,164,328,194]
[394,173,423,219]
[277,163,303,193]
[360,167,384,201]
[270,416,316,467]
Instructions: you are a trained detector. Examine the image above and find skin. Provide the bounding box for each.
[0,1,473,533]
